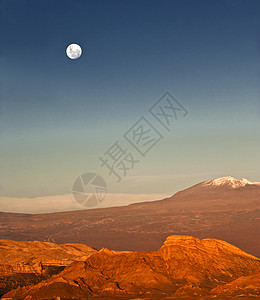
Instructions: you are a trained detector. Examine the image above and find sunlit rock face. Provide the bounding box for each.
[158,235,260,284]
[0,239,97,296]
[2,235,260,299]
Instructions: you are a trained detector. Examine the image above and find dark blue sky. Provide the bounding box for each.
[0,0,259,200]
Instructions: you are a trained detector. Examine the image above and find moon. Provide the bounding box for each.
[66,43,82,59]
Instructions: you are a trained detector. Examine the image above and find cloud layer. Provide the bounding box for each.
[0,193,170,214]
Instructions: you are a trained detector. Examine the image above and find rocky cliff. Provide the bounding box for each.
[2,235,260,299]
[0,239,97,296]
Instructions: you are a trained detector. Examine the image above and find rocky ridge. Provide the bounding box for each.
[1,176,259,258]
[2,235,260,299]
[0,240,97,296]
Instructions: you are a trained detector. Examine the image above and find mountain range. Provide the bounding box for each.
[1,235,260,299]
[0,176,260,298]
[0,176,259,257]
[0,239,97,297]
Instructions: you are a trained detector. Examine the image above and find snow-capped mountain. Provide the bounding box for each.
[202,176,260,189]
[0,175,259,258]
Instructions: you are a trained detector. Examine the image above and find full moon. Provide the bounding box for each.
[66,43,82,59]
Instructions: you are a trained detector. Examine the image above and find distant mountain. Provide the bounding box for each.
[2,235,260,299]
[159,175,260,210]
[0,240,97,296]
[0,176,259,257]
[202,176,260,189]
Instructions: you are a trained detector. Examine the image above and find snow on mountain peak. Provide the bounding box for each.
[202,176,260,189]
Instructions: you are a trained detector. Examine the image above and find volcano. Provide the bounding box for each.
[0,176,259,257]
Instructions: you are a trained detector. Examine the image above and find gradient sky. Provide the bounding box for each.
[0,0,259,203]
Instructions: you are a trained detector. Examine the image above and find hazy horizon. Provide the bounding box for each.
[1,174,259,213]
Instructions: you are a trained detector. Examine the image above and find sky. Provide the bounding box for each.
[0,0,260,212]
